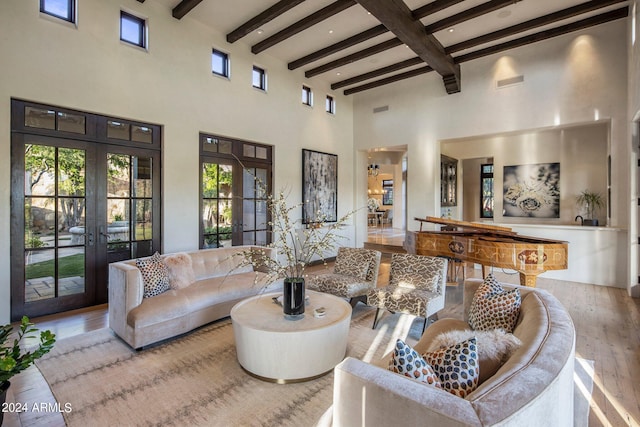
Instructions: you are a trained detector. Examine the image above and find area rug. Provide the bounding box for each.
[35,304,420,427]
[35,304,593,427]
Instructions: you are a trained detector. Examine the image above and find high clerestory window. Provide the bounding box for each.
[326,95,336,114]
[252,66,266,91]
[302,85,313,107]
[40,0,75,23]
[120,11,147,49]
[212,49,230,78]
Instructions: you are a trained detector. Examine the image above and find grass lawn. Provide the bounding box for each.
[26,253,84,280]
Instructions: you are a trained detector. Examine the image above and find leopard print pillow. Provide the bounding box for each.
[423,337,479,398]
[468,274,521,333]
[136,252,171,298]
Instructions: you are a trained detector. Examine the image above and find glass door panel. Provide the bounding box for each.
[106,153,155,262]
[202,162,233,248]
[24,144,88,303]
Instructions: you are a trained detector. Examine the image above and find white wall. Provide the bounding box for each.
[628,1,640,297]
[0,0,355,323]
[353,20,630,288]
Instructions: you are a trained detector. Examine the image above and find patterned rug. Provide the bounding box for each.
[35,302,593,427]
[35,304,421,427]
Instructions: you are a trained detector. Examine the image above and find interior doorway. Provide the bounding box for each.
[365,146,407,247]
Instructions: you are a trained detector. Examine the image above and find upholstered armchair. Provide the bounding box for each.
[307,247,382,307]
[367,253,448,334]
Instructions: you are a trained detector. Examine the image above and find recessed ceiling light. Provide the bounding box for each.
[329,29,334,34]
[256,29,264,35]
[448,28,454,33]
[336,72,341,76]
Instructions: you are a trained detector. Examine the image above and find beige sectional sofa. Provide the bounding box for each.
[332,278,576,426]
[109,246,278,349]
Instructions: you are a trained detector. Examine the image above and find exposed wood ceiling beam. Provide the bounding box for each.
[288,0,463,70]
[227,0,307,43]
[332,0,625,90]
[354,0,460,93]
[252,0,356,54]
[424,0,522,34]
[446,0,626,53]
[332,58,424,89]
[137,0,145,3]
[172,0,204,20]
[288,25,387,70]
[306,38,404,78]
[306,0,515,78]
[343,7,628,95]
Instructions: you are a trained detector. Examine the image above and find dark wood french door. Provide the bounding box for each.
[10,100,161,321]
[199,134,272,248]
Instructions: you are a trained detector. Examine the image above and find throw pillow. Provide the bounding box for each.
[334,248,370,280]
[164,252,196,290]
[423,338,479,398]
[136,252,171,298]
[426,329,522,384]
[388,339,441,387]
[468,274,522,333]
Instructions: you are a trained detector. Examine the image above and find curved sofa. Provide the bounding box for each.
[333,278,576,426]
[108,246,278,349]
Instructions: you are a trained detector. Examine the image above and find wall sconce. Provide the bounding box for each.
[368,164,379,176]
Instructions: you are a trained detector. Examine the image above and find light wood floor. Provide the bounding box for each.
[3,256,640,427]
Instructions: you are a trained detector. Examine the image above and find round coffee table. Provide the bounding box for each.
[230,290,352,383]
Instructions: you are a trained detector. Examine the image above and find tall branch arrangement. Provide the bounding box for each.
[236,163,357,282]
[243,189,356,282]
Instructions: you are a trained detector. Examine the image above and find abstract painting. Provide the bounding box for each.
[503,162,560,218]
[302,149,337,223]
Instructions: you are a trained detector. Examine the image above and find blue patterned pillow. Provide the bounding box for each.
[388,339,441,387]
[423,337,479,398]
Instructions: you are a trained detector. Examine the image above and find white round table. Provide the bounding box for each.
[230,290,352,383]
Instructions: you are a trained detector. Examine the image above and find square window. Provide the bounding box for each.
[40,0,74,23]
[212,49,230,78]
[326,95,336,114]
[252,66,266,91]
[120,11,146,48]
[302,85,312,107]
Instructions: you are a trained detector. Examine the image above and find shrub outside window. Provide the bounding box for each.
[252,66,266,91]
[120,11,146,48]
[40,0,75,23]
[212,49,230,78]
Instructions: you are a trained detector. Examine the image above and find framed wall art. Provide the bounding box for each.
[503,162,560,218]
[302,149,338,223]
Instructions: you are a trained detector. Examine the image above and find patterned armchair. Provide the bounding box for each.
[367,253,448,334]
[307,247,382,307]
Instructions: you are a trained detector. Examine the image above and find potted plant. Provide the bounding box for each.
[0,316,56,423]
[239,188,355,319]
[576,190,604,226]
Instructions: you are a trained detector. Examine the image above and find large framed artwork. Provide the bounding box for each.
[503,162,560,218]
[302,149,338,223]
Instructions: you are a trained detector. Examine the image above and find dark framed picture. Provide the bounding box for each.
[302,149,338,223]
[503,162,560,218]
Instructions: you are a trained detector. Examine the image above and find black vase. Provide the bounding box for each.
[0,381,9,425]
[283,277,305,319]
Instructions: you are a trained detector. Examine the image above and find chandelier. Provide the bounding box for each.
[368,164,379,176]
